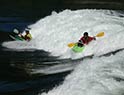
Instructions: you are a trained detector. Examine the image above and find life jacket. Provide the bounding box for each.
[27,34,32,39]
[25,33,32,41]
[80,36,95,45]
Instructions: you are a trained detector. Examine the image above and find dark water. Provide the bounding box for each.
[0,38,72,95]
[0,9,74,94]
[0,16,71,95]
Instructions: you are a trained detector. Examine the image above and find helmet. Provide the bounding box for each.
[25,28,30,32]
[84,32,88,36]
[25,29,29,32]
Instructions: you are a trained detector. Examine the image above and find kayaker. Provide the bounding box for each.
[18,30,32,41]
[24,30,32,41]
[78,32,96,45]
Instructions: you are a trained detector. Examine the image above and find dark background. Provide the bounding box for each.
[0,0,124,20]
[0,0,124,39]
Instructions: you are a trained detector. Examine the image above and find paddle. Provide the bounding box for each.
[13,28,19,34]
[95,32,104,37]
[67,32,105,48]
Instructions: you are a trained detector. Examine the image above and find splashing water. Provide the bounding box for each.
[2,9,124,59]
[41,50,124,95]
[2,9,124,95]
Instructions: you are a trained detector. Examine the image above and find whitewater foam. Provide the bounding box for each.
[40,50,124,95]
[2,9,124,59]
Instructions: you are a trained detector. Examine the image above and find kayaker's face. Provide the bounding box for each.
[84,34,88,38]
[26,31,29,34]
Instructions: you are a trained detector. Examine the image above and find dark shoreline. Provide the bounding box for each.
[0,0,124,19]
[0,31,10,42]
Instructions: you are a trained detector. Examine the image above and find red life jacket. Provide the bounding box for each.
[80,36,95,45]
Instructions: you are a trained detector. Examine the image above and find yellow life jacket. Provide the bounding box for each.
[27,33,32,39]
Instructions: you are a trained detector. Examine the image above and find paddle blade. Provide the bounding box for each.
[96,32,104,37]
[13,29,19,34]
[68,43,75,47]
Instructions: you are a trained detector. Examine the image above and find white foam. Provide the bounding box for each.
[2,9,124,59]
[41,51,124,95]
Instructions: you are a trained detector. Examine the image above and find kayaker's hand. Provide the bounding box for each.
[78,40,82,43]
[93,37,96,40]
